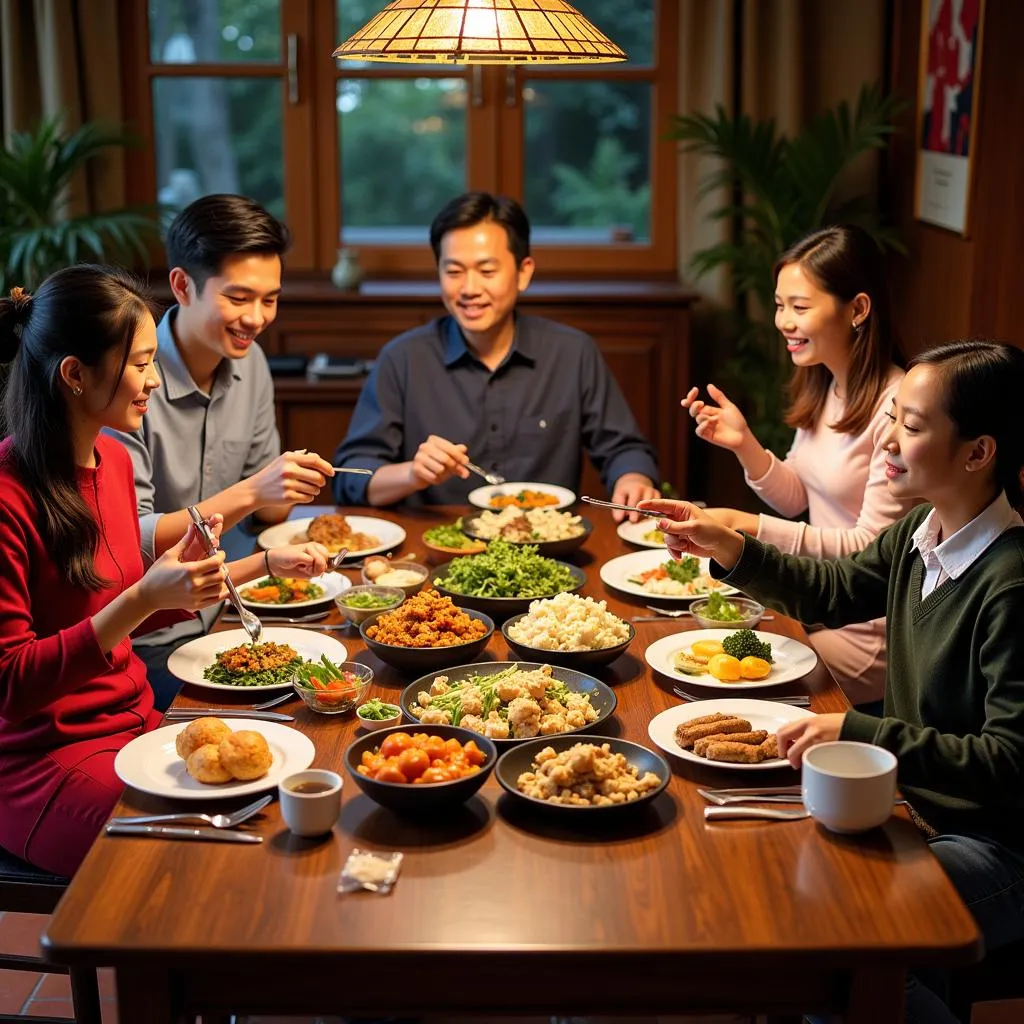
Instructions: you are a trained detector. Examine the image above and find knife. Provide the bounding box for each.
[163,709,295,722]
[105,823,263,843]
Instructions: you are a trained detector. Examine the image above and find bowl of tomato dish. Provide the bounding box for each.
[344,725,497,814]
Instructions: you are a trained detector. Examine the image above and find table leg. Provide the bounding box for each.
[844,967,906,1024]
[115,965,180,1024]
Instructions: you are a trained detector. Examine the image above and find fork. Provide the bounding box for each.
[465,460,505,486]
[672,686,810,706]
[108,794,272,830]
[704,806,810,822]
[328,547,350,570]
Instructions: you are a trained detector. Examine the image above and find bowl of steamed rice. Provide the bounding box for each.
[501,592,635,670]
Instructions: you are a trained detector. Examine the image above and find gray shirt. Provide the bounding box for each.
[104,306,281,644]
[333,314,660,505]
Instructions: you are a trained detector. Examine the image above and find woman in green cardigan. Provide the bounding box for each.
[642,339,1024,1024]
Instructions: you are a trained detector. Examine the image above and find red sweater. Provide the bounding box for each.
[0,434,188,754]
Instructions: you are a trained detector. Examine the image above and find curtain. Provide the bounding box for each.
[0,0,125,212]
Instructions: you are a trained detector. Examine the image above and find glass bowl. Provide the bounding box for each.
[688,595,765,630]
[335,585,405,626]
[292,661,373,714]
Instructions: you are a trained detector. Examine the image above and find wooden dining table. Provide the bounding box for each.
[42,504,980,1023]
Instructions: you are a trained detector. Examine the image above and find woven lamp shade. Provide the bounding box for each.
[333,0,627,65]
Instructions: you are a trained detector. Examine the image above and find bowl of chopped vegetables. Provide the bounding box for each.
[431,539,586,623]
[293,658,373,714]
[355,698,403,731]
[335,585,405,626]
[689,594,765,630]
[421,521,487,562]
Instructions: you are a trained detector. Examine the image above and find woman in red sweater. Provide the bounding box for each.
[0,266,326,876]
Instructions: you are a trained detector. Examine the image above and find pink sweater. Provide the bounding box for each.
[746,368,916,702]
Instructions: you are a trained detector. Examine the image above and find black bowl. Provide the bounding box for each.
[345,724,497,814]
[430,560,586,623]
[494,735,671,815]
[501,613,635,670]
[359,606,494,674]
[459,512,593,559]
[400,661,617,746]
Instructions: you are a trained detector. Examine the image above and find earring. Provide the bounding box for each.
[851,319,861,330]
[72,385,83,396]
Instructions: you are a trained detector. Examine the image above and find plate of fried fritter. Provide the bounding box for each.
[256,513,405,560]
[647,698,814,770]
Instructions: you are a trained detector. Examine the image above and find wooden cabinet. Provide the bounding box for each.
[263,278,696,495]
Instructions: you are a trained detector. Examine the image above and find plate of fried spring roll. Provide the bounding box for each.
[647,698,814,770]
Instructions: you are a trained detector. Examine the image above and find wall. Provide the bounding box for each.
[888,0,1024,358]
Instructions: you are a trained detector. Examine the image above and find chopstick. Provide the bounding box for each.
[581,496,664,519]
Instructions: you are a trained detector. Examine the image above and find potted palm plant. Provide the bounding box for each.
[669,83,906,453]
[0,115,161,292]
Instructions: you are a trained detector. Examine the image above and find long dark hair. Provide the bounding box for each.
[911,340,1024,506]
[778,225,902,436]
[0,265,153,590]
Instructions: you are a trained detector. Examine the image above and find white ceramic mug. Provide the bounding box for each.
[802,741,897,834]
[279,770,343,837]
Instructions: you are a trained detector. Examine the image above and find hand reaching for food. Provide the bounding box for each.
[251,449,334,507]
[410,434,470,490]
[610,473,660,522]
[267,542,330,579]
[636,499,744,570]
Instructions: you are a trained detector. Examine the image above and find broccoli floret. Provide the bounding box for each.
[721,628,773,662]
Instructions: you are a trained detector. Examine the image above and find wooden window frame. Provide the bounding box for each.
[120,0,678,278]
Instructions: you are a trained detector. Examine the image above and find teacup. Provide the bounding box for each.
[801,741,897,834]
[279,769,343,837]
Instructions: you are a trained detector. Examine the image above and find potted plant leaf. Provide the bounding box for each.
[669,83,906,453]
[0,114,161,293]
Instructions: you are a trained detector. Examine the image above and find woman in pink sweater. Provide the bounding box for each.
[682,226,916,705]
[0,266,327,875]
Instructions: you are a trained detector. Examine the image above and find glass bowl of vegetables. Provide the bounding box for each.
[335,585,405,626]
[293,658,373,714]
[689,593,765,630]
[355,697,403,731]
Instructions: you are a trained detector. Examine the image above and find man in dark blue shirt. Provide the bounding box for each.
[333,192,660,516]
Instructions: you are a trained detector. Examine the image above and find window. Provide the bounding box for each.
[121,0,678,275]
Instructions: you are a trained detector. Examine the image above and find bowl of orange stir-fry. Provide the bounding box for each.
[467,481,577,511]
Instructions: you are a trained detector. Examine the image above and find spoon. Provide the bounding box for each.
[465,460,506,486]
[108,794,272,830]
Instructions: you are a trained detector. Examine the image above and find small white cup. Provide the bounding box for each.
[802,741,897,834]
[279,770,343,837]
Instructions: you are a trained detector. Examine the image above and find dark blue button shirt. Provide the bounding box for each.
[333,314,659,506]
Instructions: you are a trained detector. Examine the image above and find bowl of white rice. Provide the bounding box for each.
[501,592,635,670]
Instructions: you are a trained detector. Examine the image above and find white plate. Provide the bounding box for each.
[167,628,348,692]
[600,549,738,601]
[467,482,576,511]
[237,572,351,611]
[256,515,406,560]
[616,519,667,548]
[644,629,817,690]
[114,719,315,799]
[648,698,814,771]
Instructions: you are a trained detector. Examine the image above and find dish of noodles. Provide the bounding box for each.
[256,515,406,561]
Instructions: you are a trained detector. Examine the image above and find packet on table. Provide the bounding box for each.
[339,848,404,894]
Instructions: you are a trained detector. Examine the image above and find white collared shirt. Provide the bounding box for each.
[910,492,1024,598]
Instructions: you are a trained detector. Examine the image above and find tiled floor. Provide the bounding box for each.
[1,913,751,1023]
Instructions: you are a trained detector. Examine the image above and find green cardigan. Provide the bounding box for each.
[718,504,1024,849]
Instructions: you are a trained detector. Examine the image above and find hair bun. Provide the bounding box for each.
[9,286,33,322]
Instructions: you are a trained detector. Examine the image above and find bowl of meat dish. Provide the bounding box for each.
[688,593,765,631]
[359,556,429,597]
[401,661,616,745]
[335,585,406,627]
[345,724,497,814]
[495,736,670,815]
[460,507,592,559]
[431,539,586,623]
[421,521,487,563]
[501,593,635,670]
[359,589,494,673]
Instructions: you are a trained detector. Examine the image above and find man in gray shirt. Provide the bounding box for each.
[107,194,333,708]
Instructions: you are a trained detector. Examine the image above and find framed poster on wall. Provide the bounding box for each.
[915,0,985,234]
